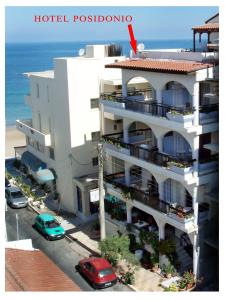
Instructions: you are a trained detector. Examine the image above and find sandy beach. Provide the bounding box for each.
[5,126,26,158]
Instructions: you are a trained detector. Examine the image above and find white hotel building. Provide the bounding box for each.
[16,44,125,221]
[16,13,218,285]
[100,14,219,281]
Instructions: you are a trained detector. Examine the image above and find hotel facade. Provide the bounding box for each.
[100,13,219,281]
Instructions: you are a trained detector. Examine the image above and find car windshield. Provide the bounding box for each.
[45,220,60,228]
[11,191,23,198]
[98,268,113,278]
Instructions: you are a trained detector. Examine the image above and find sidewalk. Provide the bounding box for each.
[28,199,164,292]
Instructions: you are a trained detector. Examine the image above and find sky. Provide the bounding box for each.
[5,6,218,43]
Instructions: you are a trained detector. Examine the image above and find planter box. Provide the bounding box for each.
[105,143,130,155]
[169,165,193,175]
[103,100,125,109]
[166,112,194,127]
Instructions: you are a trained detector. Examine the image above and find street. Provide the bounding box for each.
[5,205,132,292]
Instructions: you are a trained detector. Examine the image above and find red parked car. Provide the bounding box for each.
[77,257,117,289]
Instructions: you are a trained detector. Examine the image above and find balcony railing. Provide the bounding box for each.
[104,172,194,221]
[199,103,219,113]
[102,130,194,168]
[101,92,195,118]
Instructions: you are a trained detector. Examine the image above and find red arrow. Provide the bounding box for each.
[128,24,137,54]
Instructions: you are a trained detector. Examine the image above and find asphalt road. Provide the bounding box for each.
[5,205,132,292]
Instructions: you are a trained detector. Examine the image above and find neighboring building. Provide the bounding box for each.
[5,243,80,291]
[16,45,125,221]
[100,13,219,287]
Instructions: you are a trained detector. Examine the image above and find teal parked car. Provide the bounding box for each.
[33,213,65,240]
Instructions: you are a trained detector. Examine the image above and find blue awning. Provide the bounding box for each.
[36,169,55,183]
[21,151,46,172]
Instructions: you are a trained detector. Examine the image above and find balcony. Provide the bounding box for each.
[102,130,194,178]
[199,103,219,125]
[104,172,194,230]
[16,119,51,147]
[101,92,194,119]
[101,92,219,128]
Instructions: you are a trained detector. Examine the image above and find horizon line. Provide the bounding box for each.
[5,38,199,44]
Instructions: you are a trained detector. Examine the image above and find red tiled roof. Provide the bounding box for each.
[105,59,213,74]
[192,23,219,32]
[5,248,81,291]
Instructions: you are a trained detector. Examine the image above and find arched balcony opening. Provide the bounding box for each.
[127,121,157,150]
[163,178,193,208]
[126,76,155,101]
[162,81,192,110]
[131,207,159,233]
[163,131,192,161]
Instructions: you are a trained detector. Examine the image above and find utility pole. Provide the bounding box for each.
[16,213,19,241]
[98,143,106,241]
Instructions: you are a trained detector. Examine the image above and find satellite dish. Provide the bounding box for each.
[79,48,85,56]
[137,43,145,51]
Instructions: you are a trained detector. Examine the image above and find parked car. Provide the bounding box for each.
[77,257,117,289]
[5,177,11,188]
[33,213,65,240]
[5,186,28,208]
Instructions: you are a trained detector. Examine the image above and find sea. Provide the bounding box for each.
[5,39,193,127]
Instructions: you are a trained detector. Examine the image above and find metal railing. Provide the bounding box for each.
[199,103,219,113]
[100,92,195,117]
[102,130,194,168]
[104,172,194,219]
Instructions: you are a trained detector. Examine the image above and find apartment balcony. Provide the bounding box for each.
[101,93,197,129]
[102,130,196,183]
[104,172,195,233]
[101,91,219,129]
[16,119,51,147]
[199,104,219,125]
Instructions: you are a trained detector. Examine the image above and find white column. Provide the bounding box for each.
[158,181,164,200]
[122,80,127,97]
[124,162,130,186]
[124,128,129,143]
[192,136,199,177]
[158,221,165,240]
[157,135,163,152]
[126,203,132,223]
[193,82,200,126]
[156,89,163,104]
[192,186,199,227]
[192,231,199,278]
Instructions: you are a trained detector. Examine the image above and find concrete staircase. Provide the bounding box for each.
[175,240,193,275]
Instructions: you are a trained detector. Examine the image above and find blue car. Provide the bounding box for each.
[34,213,65,240]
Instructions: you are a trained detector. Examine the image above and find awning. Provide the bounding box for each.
[35,169,55,184]
[21,151,46,172]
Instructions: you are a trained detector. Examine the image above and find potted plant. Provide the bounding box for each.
[164,283,179,292]
[162,263,176,278]
[182,271,196,290]
[167,161,193,175]
[178,279,187,291]
[166,109,194,126]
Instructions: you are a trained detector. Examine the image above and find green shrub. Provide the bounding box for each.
[99,235,139,267]
[139,230,159,252]
[158,239,176,255]
[121,269,135,285]
[5,171,12,180]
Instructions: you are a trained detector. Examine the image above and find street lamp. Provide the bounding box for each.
[86,143,106,241]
